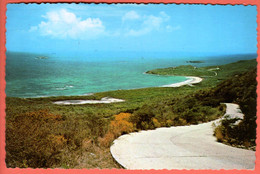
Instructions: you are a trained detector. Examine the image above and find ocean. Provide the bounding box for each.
[5,51,257,98]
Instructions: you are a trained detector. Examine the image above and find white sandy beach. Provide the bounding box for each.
[110,103,255,170]
[162,76,203,87]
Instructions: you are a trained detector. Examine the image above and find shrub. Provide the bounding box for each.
[214,126,224,142]
[166,119,174,127]
[152,118,161,128]
[6,110,65,168]
[130,105,155,129]
[85,112,108,144]
[110,113,134,136]
[98,113,134,147]
[98,132,115,148]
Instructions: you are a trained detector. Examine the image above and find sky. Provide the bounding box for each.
[5,3,257,56]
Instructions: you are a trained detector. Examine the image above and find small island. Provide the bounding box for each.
[186,60,205,63]
[36,56,48,59]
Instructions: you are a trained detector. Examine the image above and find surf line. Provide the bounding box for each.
[53,76,203,105]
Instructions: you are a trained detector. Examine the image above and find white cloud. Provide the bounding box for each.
[123,11,175,36]
[31,9,105,39]
[159,11,170,21]
[144,15,163,30]
[30,9,179,39]
[122,10,140,21]
[166,25,181,32]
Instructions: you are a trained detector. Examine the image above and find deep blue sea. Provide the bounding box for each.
[5,51,257,98]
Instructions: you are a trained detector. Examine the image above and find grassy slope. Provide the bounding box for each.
[5,59,257,168]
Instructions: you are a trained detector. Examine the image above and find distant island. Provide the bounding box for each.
[186,60,204,63]
[36,56,48,59]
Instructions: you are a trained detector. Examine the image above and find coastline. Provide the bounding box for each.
[162,76,203,87]
[52,76,203,104]
[15,76,203,100]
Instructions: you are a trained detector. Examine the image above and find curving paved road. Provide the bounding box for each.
[110,103,255,170]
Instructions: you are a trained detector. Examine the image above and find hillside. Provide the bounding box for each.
[145,60,257,149]
[212,68,257,149]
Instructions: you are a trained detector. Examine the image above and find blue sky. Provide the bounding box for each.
[6,3,257,56]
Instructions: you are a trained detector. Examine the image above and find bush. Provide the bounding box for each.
[109,113,134,136]
[6,110,66,168]
[214,125,224,142]
[130,105,155,130]
[84,111,108,144]
[98,113,134,147]
[152,118,161,128]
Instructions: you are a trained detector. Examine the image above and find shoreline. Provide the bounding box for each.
[52,76,203,105]
[162,76,203,87]
[10,76,203,100]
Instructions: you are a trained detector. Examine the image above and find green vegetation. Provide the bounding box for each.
[146,59,256,85]
[147,59,256,76]
[146,65,215,76]
[213,68,257,150]
[5,59,257,168]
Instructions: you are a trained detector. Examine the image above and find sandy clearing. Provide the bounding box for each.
[53,97,125,105]
[162,76,203,87]
[110,103,255,170]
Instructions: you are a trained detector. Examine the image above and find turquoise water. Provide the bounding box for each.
[5,51,257,98]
